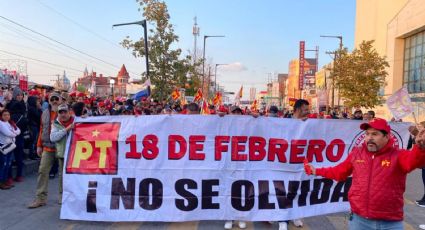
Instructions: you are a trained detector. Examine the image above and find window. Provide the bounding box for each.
[403,31,425,93]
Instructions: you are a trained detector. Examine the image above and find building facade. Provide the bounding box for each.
[76,64,130,97]
[355,0,425,120]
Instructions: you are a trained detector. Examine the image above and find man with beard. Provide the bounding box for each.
[28,92,62,208]
[292,99,310,120]
[304,118,425,230]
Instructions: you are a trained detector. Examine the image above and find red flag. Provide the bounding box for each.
[193,88,203,102]
[213,92,222,105]
[200,99,210,115]
[66,122,121,175]
[171,88,181,100]
[250,99,258,111]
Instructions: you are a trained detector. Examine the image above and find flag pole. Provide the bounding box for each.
[412,111,419,125]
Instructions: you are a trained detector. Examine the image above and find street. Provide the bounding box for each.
[1,166,424,230]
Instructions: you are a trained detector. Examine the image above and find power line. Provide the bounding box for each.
[0,22,116,75]
[0,15,141,77]
[0,49,83,73]
[0,26,118,75]
[36,0,123,49]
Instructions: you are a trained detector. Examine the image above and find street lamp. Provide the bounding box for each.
[214,63,228,93]
[202,35,225,94]
[320,35,343,50]
[110,79,115,98]
[320,35,343,108]
[113,20,149,79]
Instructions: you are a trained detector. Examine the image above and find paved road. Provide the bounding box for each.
[1,167,425,230]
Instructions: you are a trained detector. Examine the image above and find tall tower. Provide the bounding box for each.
[192,16,200,64]
[117,64,130,96]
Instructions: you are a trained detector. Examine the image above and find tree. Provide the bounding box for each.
[331,40,389,108]
[77,85,86,93]
[121,0,202,100]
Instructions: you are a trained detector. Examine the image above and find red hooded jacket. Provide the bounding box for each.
[316,138,425,221]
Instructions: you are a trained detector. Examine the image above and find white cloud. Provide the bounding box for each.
[220,62,247,72]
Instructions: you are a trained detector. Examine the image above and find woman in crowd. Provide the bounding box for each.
[6,88,28,183]
[0,110,21,189]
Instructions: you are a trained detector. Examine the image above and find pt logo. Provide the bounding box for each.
[66,122,121,174]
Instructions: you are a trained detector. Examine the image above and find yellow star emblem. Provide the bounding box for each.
[92,130,100,137]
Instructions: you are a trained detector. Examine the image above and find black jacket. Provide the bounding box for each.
[6,99,28,132]
[27,96,42,127]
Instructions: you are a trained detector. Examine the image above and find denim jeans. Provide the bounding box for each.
[0,152,13,182]
[8,135,24,178]
[349,213,403,230]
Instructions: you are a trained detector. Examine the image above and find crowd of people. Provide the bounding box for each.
[0,87,425,230]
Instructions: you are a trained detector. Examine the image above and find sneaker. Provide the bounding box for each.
[14,176,24,182]
[420,224,425,230]
[0,183,12,190]
[292,219,303,227]
[278,222,288,230]
[238,221,246,229]
[417,200,425,208]
[224,220,233,229]
[5,178,14,187]
[27,200,46,209]
[49,174,56,179]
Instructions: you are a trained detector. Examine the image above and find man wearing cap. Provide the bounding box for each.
[49,104,74,205]
[28,92,62,208]
[304,118,425,229]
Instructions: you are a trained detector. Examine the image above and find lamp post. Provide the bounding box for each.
[202,35,225,95]
[113,20,149,79]
[320,35,343,109]
[110,79,115,99]
[214,63,228,93]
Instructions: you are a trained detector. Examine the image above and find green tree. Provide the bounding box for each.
[331,40,389,108]
[121,0,202,100]
[77,85,86,93]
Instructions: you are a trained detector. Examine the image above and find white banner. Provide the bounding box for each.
[60,115,411,222]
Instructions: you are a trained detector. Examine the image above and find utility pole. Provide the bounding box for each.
[325,51,337,109]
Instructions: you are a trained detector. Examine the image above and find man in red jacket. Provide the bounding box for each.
[304,118,425,230]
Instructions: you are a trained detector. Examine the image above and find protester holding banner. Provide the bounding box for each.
[50,104,74,205]
[223,105,247,230]
[28,92,61,208]
[277,99,308,230]
[304,118,425,230]
[0,110,20,190]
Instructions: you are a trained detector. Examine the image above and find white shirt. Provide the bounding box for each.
[0,120,21,145]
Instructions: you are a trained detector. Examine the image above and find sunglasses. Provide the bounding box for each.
[58,110,68,114]
[50,97,59,102]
